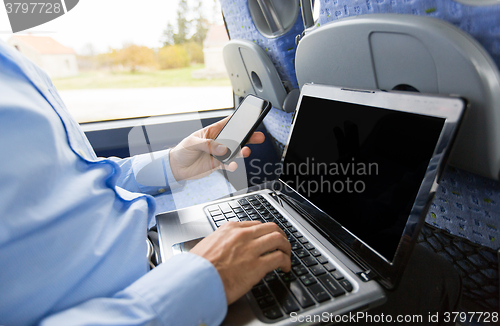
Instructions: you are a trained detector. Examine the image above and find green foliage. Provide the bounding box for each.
[157,45,190,69]
[162,0,212,46]
[190,0,209,44]
[173,0,190,45]
[183,42,204,64]
[110,45,158,72]
[88,41,204,72]
[163,22,175,46]
[157,42,204,69]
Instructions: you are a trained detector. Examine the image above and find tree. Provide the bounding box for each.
[190,0,209,44]
[183,42,204,63]
[111,45,158,72]
[162,22,175,46]
[157,45,189,69]
[173,0,190,45]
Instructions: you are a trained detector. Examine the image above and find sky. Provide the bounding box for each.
[0,0,223,54]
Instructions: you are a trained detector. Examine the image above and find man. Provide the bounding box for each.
[0,40,291,325]
[0,40,461,326]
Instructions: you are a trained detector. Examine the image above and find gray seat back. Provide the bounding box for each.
[295,14,500,180]
[223,39,288,110]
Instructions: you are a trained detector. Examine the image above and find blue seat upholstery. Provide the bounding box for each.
[220,0,303,154]
[421,167,499,311]
[429,167,500,250]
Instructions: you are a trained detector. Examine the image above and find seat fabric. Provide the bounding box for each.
[428,167,500,250]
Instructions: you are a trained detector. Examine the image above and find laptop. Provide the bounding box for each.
[156,84,466,325]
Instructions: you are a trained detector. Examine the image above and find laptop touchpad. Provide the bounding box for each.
[156,206,213,260]
[172,237,204,255]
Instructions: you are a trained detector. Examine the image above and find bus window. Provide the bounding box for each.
[0,0,234,123]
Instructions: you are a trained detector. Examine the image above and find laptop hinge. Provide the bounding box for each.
[356,269,377,282]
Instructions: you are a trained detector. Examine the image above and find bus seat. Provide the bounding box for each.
[223,40,288,113]
[220,0,305,154]
[418,168,500,312]
[315,0,500,72]
[296,14,500,180]
[295,13,500,312]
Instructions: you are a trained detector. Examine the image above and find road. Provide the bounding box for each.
[58,86,234,123]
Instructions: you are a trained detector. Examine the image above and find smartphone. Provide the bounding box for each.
[213,95,272,164]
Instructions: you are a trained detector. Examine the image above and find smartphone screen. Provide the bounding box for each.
[214,95,270,162]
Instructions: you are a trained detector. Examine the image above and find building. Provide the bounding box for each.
[8,35,79,79]
[192,25,229,79]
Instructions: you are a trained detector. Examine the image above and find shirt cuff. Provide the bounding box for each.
[127,253,228,326]
[162,149,185,191]
[132,149,185,195]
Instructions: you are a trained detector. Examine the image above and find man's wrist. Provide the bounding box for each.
[168,148,182,182]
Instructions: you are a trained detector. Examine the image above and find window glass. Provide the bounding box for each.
[0,0,233,123]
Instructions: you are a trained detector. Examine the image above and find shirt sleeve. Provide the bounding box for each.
[39,253,228,326]
[109,149,185,195]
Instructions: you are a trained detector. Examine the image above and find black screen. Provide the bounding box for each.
[280,96,445,262]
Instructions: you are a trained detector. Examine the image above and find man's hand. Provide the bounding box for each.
[190,221,291,305]
[169,116,265,181]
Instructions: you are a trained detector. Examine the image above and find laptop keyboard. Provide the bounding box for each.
[206,194,353,321]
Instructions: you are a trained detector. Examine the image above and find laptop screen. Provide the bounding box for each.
[280,95,445,263]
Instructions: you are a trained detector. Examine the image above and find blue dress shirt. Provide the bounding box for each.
[0,41,227,325]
